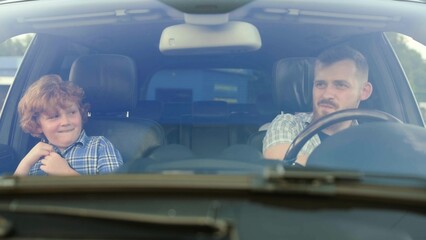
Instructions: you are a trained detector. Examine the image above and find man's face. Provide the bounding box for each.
[312,59,372,121]
[36,102,83,151]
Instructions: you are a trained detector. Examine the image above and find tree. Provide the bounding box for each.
[386,32,426,102]
[0,34,34,56]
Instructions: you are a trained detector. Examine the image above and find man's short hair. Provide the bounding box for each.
[315,45,369,82]
[18,74,88,137]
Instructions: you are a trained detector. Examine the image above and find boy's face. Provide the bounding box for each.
[36,102,83,151]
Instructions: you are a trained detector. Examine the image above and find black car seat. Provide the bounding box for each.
[248,57,315,152]
[273,58,315,114]
[69,54,165,163]
[180,100,230,157]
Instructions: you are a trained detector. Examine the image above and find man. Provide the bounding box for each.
[263,45,373,166]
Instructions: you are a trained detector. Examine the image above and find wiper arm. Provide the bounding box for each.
[266,167,363,183]
[0,202,238,240]
[260,166,426,204]
[265,166,426,187]
[262,166,362,195]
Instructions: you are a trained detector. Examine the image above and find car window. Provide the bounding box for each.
[140,68,276,146]
[386,32,426,124]
[1,1,426,239]
[0,0,424,174]
[0,33,34,112]
[146,69,260,104]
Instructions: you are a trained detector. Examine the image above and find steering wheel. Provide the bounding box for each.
[283,109,402,165]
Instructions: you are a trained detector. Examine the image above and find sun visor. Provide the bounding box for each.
[159,21,262,55]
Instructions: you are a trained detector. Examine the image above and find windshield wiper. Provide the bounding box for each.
[0,202,238,240]
[260,166,426,204]
[262,166,362,194]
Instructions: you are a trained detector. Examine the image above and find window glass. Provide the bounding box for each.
[386,32,426,124]
[143,68,274,125]
[0,33,35,110]
[146,69,261,104]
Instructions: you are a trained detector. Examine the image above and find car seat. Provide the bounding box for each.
[69,54,166,163]
[248,57,315,152]
[180,100,231,157]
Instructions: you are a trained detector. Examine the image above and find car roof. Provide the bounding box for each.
[0,0,425,49]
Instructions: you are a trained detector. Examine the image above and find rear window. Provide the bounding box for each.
[146,68,261,104]
[139,68,275,126]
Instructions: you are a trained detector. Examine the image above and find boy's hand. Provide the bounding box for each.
[27,142,54,164]
[14,142,54,176]
[40,152,80,176]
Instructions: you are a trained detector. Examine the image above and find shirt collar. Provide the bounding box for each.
[52,130,88,155]
[305,112,314,126]
[75,129,89,145]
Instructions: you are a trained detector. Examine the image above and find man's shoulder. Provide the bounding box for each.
[272,112,313,123]
[294,112,313,122]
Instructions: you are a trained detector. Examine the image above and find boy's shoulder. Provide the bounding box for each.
[80,130,113,146]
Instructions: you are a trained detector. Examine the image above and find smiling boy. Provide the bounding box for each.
[14,74,123,176]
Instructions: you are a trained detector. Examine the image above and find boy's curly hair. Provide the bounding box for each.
[18,74,89,138]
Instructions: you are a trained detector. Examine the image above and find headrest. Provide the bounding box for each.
[274,58,315,113]
[69,54,137,113]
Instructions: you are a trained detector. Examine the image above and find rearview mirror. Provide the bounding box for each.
[159,21,262,55]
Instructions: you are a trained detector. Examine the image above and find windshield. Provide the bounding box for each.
[2,1,426,239]
[0,0,425,181]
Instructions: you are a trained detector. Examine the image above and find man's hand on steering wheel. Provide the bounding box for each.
[283,109,402,166]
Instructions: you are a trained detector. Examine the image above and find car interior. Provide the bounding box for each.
[17,34,396,171]
[69,54,166,164]
[2,2,426,240]
[5,1,424,174]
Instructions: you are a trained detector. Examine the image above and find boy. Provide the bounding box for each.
[14,74,123,176]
